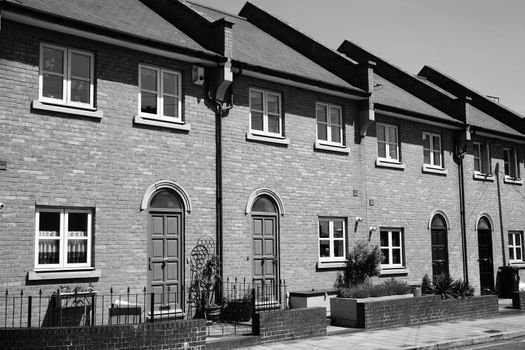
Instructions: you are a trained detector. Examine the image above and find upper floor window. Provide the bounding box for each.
[380,228,404,269]
[473,142,491,175]
[39,43,94,108]
[504,148,520,179]
[35,208,93,270]
[316,103,342,145]
[139,65,182,122]
[377,123,399,162]
[318,218,346,262]
[249,88,282,137]
[423,132,442,168]
[509,231,524,263]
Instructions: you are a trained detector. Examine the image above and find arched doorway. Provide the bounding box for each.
[147,189,184,314]
[431,214,449,277]
[251,195,280,304]
[477,216,495,294]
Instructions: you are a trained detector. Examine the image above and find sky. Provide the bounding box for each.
[193,0,525,117]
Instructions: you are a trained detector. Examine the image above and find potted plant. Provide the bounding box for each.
[192,254,222,321]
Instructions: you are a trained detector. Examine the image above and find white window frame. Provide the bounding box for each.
[316,102,343,146]
[34,208,93,270]
[376,123,400,163]
[504,148,520,180]
[39,43,94,108]
[509,231,524,263]
[473,142,492,175]
[380,228,404,269]
[249,88,282,137]
[138,64,182,123]
[423,132,443,168]
[318,218,346,263]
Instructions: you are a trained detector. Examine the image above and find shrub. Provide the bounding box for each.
[382,278,410,295]
[432,273,456,299]
[453,279,474,299]
[336,240,382,288]
[422,274,433,294]
[337,279,410,299]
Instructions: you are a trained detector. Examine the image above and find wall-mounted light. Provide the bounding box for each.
[369,226,377,232]
[355,217,363,223]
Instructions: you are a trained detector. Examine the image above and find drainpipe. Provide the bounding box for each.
[457,148,469,283]
[495,163,507,266]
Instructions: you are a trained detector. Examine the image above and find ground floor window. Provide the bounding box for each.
[318,218,346,262]
[35,208,93,270]
[380,228,404,268]
[509,231,524,263]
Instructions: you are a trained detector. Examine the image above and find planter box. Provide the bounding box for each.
[331,294,498,329]
[289,289,338,316]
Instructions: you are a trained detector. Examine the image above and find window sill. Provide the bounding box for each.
[504,176,523,185]
[28,269,101,281]
[314,141,349,154]
[246,132,290,146]
[32,100,103,120]
[133,115,191,132]
[375,158,405,170]
[473,172,495,182]
[316,261,346,270]
[379,267,409,276]
[508,262,525,268]
[422,165,448,176]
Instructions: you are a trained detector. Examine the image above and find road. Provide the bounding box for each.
[455,337,525,350]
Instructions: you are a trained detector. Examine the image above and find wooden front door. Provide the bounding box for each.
[477,217,495,294]
[253,215,279,303]
[147,190,184,312]
[431,215,449,277]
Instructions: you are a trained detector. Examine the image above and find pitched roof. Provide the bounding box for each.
[185,1,359,91]
[469,106,523,137]
[4,0,213,55]
[374,74,458,124]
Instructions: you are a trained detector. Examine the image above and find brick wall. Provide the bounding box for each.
[253,307,326,343]
[0,319,206,350]
[357,295,498,329]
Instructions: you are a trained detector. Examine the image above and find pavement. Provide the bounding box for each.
[243,299,525,350]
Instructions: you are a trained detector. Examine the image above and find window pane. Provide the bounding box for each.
[250,91,263,111]
[141,91,157,114]
[268,114,280,134]
[70,78,90,103]
[267,94,279,114]
[43,47,64,74]
[333,220,344,238]
[474,158,481,172]
[70,53,90,79]
[252,196,276,212]
[517,234,522,245]
[377,124,385,142]
[68,240,87,264]
[141,67,157,92]
[381,249,389,264]
[251,111,263,131]
[423,134,430,149]
[387,126,397,143]
[424,150,431,164]
[150,189,182,209]
[389,144,398,160]
[392,249,401,264]
[42,74,64,99]
[68,213,88,237]
[392,232,401,247]
[516,248,522,260]
[319,240,330,257]
[333,240,344,257]
[433,151,441,166]
[380,232,388,247]
[433,136,440,151]
[316,105,327,123]
[331,125,341,143]
[317,123,327,141]
[39,212,60,236]
[330,107,341,125]
[510,247,515,260]
[378,142,386,158]
[319,221,329,238]
[39,240,59,264]
[163,72,178,96]
[163,96,178,118]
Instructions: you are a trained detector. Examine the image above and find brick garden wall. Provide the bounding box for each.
[357,295,498,329]
[253,307,326,343]
[0,319,206,350]
[512,291,525,310]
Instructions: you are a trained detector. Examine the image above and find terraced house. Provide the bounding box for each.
[1,0,524,327]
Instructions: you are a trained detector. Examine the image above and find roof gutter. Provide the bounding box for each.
[375,104,463,130]
[473,130,525,145]
[1,7,224,67]
[232,61,369,101]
